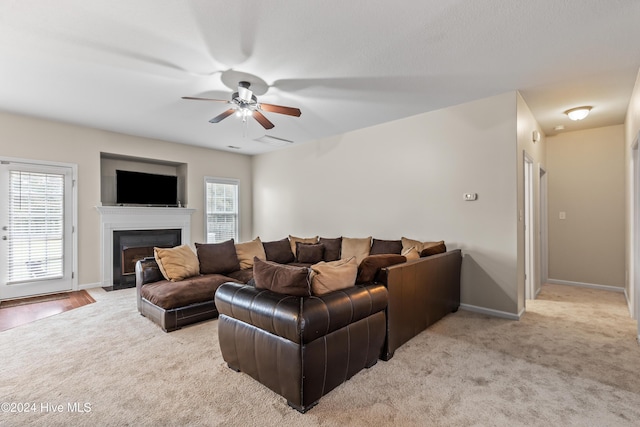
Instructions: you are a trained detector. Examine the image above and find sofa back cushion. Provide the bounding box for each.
[370,238,403,255]
[296,242,325,264]
[154,245,200,281]
[319,237,342,261]
[341,236,372,265]
[356,254,407,283]
[263,238,295,264]
[253,257,311,296]
[310,257,358,296]
[235,237,266,270]
[195,239,240,274]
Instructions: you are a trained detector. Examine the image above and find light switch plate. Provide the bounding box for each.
[463,193,477,201]
[559,211,566,220]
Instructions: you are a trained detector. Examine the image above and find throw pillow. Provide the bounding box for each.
[253,257,311,297]
[356,254,407,284]
[263,237,295,264]
[319,237,342,261]
[195,239,240,274]
[401,246,420,261]
[235,237,266,270]
[154,245,200,282]
[310,257,358,296]
[420,240,447,257]
[401,237,442,253]
[296,242,325,264]
[370,238,403,255]
[341,236,372,265]
[288,235,318,259]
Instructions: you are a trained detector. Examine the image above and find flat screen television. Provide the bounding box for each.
[116,170,178,206]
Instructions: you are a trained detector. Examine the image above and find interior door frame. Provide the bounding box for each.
[0,156,78,299]
[524,152,535,300]
[539,166,548,290]
[632,134,640,341]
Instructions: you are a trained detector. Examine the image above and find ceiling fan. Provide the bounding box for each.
[182,81,301,130]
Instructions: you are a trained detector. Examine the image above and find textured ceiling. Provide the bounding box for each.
[1,0,639,155]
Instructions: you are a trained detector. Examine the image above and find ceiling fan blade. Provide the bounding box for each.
[259,103,302,117]
[209,109,236,123]
[182,96,230,103]
[253,111,275,129]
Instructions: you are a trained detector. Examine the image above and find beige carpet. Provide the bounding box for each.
[1,284,639,426]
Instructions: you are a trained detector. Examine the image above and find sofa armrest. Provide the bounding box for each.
[215,283,388,344]
[135,257,165,311]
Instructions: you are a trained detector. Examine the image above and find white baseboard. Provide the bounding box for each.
[460,303,523,320]
[78,282,102,291]
[547,279,625,293]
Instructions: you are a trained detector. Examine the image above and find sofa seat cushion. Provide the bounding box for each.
[225,268,254,284]
[141,274,240,310]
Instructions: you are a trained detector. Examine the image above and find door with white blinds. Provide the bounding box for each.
[0,161,74,300]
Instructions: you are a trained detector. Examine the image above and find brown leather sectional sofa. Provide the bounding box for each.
[135,241,461,412]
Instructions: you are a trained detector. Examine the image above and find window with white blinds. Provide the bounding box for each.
[8,170,64,283]
[205,177,239,243]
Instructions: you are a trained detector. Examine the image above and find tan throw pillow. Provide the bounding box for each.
[401,246,420,261]
[310,257,358,296]
[341,236,372,265]
[235,237,266,270]
[154,245,200,282]
[289,235,318,257]
[401,237,441,253]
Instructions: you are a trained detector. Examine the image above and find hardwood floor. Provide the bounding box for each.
[0,291,95,332]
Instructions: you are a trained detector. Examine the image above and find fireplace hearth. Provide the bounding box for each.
[108,229,181,291]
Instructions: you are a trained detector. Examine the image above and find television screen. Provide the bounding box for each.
[116,170,178,206]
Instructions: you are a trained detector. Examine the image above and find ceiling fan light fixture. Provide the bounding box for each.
[564,106,592,121]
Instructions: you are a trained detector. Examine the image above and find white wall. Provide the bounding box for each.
[547,125,625,288]
[0,111,253,287]
[253,92,521,315]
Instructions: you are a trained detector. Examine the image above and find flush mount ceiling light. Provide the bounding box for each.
[564,106,592,121]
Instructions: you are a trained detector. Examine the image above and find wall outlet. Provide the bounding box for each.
[559,211,566,220]
[463,193,477,201]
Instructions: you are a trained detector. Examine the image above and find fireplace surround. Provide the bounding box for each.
[96,206,195,289]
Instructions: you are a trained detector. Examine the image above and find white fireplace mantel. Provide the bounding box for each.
[96,206,195,287]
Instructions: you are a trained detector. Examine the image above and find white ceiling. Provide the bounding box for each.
[1,0,639,155]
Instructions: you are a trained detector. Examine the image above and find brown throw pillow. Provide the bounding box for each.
[289,235,318,258]
[253,257,311,297]
[319,237,342,261]
[356,254,407,283]
[420,241,447,257]
[154,245,200,282]
[310,257,358,296]
[263,238,295,264]
[195,240,240,274]
[297,243,325,264]
[370,239,403,255]
[401,237,442,253]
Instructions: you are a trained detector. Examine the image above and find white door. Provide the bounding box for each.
[0,161,74,300]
